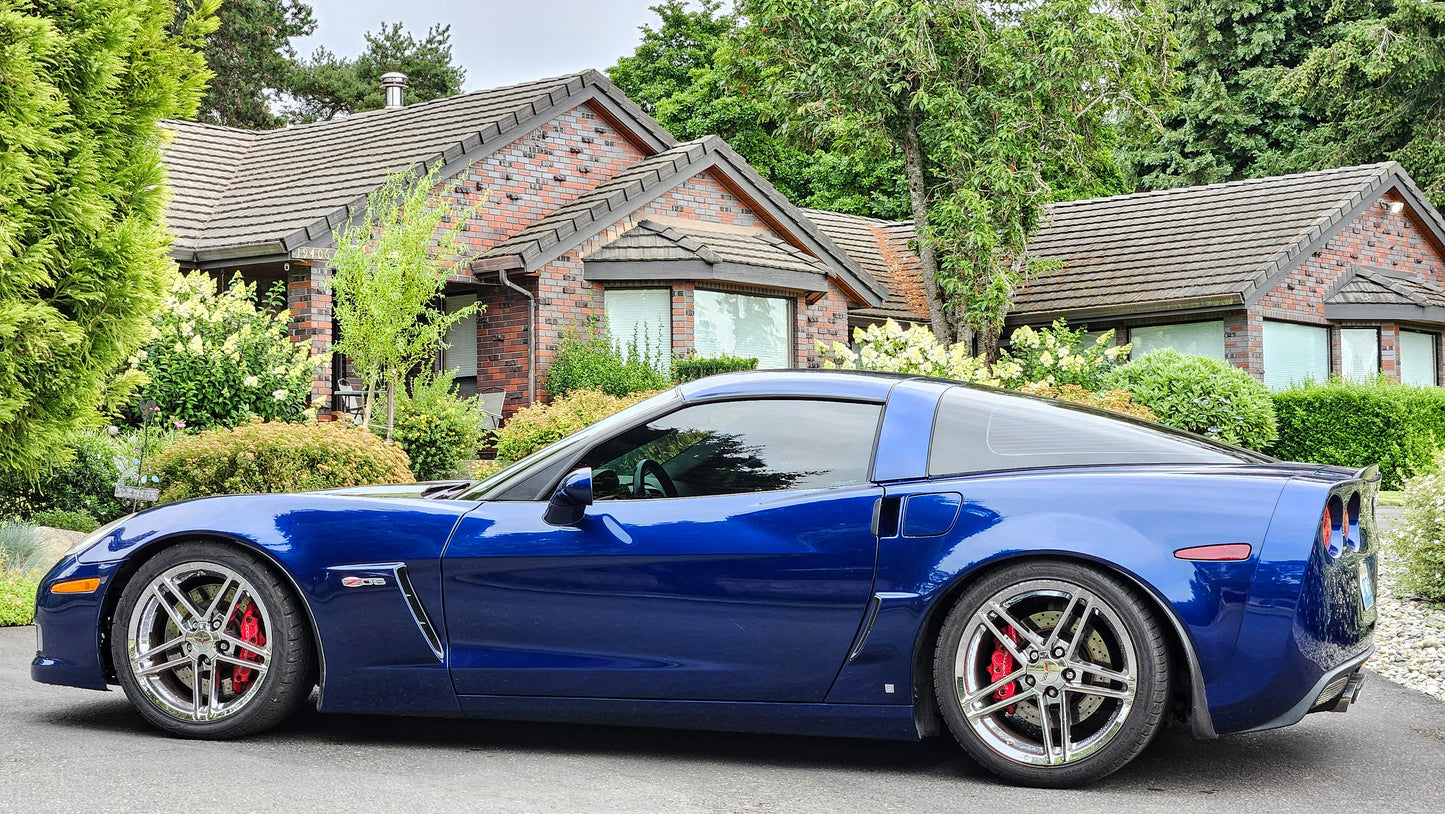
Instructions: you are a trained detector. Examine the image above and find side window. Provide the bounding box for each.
[929,386,1253,476]
[581,399,881,499]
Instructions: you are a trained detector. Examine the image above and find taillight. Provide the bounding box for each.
[1321,495,1345,558]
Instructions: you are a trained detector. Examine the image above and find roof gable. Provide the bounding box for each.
[162,70,676,263]
[474,136,886,306]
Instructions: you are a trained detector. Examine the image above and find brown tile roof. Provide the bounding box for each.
[803,208,930,323]
[1013,162,1440,319]
[825,162,1445,325]
[161,70,674,262]
[585,219,828,275]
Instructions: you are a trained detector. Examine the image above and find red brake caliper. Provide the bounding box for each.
[230,599,265,694]
[989,625,1020,712]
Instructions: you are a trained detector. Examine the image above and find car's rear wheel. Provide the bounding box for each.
[111,543,313,738]
[933,560,1171,787]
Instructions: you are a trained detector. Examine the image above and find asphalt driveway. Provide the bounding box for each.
[1,625,1442,814]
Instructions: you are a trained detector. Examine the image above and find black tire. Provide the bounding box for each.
[110,543,314,739]
[933,559,1171,787]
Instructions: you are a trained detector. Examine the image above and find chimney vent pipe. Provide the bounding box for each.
[381,72,408,109]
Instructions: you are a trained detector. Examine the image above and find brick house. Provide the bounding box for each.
[824,163,1445,387]
[160,71,886,416]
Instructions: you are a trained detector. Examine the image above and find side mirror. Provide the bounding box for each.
[543,468,593,527]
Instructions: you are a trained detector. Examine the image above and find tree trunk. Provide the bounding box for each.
[385,371,396,442]
[360,376,377,429]
[899,110,956,343]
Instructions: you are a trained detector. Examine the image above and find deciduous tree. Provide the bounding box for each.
[329,164,484,438]
[610,1,909,219]
[0,0,217,479]
[740,0,1174,353]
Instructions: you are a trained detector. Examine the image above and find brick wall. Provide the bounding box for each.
[1255,190,1445,382]
[286,263,332,408]
[800,285,851,366]
[476,280,534,416]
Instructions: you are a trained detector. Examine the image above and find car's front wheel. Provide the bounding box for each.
[111,543,314,738]
[933,559,1171,787]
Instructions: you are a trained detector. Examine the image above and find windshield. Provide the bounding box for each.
[458,389,683,501]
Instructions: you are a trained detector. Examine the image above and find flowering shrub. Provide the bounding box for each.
[1000,321,1128,391]
[1105,350,1277,451]
[1387,454,1445,603]
[130,272,320,430]
[152,421,414,502]
[495,389,661,462]
[816,319,1127,391]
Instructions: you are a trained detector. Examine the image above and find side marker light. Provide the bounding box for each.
[1174,544,1253,562]
[50,578,102,594]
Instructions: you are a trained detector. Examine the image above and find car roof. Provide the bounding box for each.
[676,369,925,402]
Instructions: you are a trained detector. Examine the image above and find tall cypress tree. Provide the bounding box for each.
[0,0,217,479]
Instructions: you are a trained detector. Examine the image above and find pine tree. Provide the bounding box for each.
[174,0,315,129]
[286,23,465,122]
[0,0,217,479]
[1125,0,1344,190]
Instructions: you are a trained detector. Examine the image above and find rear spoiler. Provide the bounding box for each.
[1354,464,1381,485]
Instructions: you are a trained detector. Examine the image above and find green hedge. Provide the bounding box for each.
[672,355,759,382]
[1270,379,1445,489]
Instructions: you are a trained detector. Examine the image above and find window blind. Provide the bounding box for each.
[605,288,672,370]
[1339,328,1379,382]
[1399,330,1438,387]
[694,290,790,369]
[1263,321,1329,390]
[1129,321,1225,360]
[443,295,477,378]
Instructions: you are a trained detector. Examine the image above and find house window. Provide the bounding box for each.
[1399,330,1438,387]
[694,289,791,369]
[1339,328,1379,381]
[605,288,672,370]
[1263,320,1329,390]
[1128,321,1225,360]
[443,294,477,390]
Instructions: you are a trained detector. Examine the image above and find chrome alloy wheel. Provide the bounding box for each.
[953,578,1138,767]
[126,562,273,723]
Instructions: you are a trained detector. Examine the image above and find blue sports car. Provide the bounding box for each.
[32,371,1378,787]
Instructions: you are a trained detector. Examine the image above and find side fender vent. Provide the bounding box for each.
[395,566,444,661]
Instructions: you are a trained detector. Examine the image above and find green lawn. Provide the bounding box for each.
[1379,490,1406,507]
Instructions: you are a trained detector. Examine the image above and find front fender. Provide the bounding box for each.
[32,493,470,716]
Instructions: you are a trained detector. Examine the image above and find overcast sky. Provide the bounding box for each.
[292,0,666,90]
